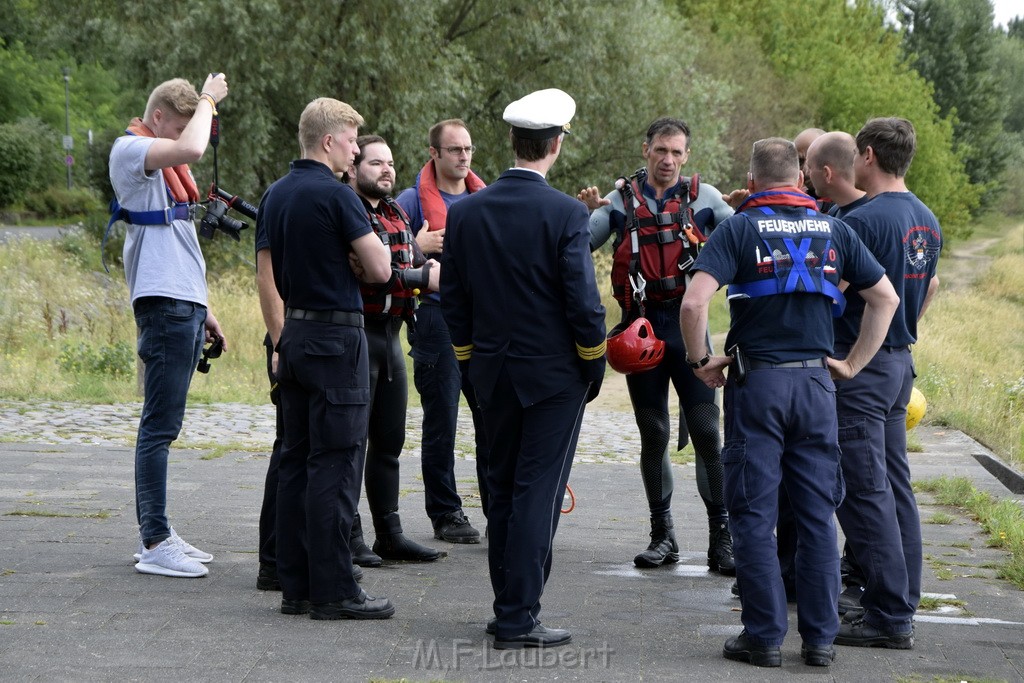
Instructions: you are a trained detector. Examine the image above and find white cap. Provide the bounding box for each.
[503,88,576,139]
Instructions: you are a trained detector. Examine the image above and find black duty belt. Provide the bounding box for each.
[285,308,364,328]
[748,357,827,370]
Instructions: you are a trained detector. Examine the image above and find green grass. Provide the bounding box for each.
[914,218,1024,467]
[914,476,1024,589]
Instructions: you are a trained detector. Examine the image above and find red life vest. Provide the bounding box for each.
[610,169,705,310]
[361,197,418,320]
[414,158,486,233]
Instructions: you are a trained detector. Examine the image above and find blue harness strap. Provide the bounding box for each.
[727,208,846,316]
[102,198,194,273]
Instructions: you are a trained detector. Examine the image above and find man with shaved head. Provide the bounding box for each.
[806,132,868,219]
[793,127,826,199]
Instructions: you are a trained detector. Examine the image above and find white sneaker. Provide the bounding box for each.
[135,538,209,578]
[133,528,213,564]
[170,527,214,563]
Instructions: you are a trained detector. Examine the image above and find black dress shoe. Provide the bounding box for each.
[801,643,836,666]
[352,564,363,582]
[373,533,443,562]
[723,631,782,667]
[351,536,383,567]
[494,623,571,650]
[485,617,497,635]
[310,589,395,620]
[280,598,311,615]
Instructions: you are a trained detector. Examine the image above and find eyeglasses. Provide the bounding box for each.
[440,145,476,155]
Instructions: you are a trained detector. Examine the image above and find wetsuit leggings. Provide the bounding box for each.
[624,304,725,521]
[364,317,407,535]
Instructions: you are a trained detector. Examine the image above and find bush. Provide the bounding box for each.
[0,117,64,208]
[57,340,134,377]
[23,186,103,219]
[0,122,39,207]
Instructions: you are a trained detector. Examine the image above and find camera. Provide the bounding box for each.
[197,337,224,374]
[199,199,246,241]
[198,187,258,241]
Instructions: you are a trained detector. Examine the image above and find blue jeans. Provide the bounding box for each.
[133,296,206,548]
[409,303,489,523]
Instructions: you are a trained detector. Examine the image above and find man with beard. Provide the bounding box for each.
[346,135,442,564]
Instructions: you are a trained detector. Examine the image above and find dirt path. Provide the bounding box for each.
[938,235,1001,292]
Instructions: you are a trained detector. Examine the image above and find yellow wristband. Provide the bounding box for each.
[199,93,218,116]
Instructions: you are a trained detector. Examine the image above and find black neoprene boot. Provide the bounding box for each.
[350,513,382,567]
[372,512,443,562]
[634,515,679,568]
[708,519,736,576]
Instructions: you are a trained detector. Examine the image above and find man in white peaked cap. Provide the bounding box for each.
[440,88,606,649]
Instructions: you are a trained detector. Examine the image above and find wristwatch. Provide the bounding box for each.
[687,353,711,369]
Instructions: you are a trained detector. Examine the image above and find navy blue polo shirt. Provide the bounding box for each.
[256,159,372,313]
[694,204,885,363]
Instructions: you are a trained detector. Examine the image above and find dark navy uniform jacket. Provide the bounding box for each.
[440,169,606,407]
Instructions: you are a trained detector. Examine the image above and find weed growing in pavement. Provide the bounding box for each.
[917,596,967,611]
[914,476,1024,589]
[925,512,956,525]
[3,509,110,519]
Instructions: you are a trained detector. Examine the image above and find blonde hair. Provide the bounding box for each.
[144,78,200,120]
[298,98,365,154]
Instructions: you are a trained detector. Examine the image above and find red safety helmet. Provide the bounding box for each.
[606,317,665,374]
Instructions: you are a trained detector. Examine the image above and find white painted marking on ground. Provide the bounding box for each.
[915,615,1024,626]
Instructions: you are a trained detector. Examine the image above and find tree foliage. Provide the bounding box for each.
[678,0,976,237]
[899,0,1007,207]
[4,0,1010,238]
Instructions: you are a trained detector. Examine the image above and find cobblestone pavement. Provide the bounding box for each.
[0,399,645,464]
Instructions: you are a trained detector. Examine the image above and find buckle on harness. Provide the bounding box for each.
[654,212,674,226]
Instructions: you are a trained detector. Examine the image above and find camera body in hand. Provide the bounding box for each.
[197,337,224,374]
[198,187,258,241]
[199,198,246,241]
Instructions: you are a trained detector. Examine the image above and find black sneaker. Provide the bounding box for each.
[834,616,913,649]
[433,511,481,544]
[722,630,782,667]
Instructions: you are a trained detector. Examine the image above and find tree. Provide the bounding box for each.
[899,0,1007,206]
[678,0,977,237]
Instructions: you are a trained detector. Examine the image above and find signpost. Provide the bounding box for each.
[62,67,72,190]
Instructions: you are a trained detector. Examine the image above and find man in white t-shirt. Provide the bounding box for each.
[108,73,228,578]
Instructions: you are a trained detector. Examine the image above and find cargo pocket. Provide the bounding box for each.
[838,418,882,494]
[832,454,846,507]
[721,438,750,514]
[322,386,371,450]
